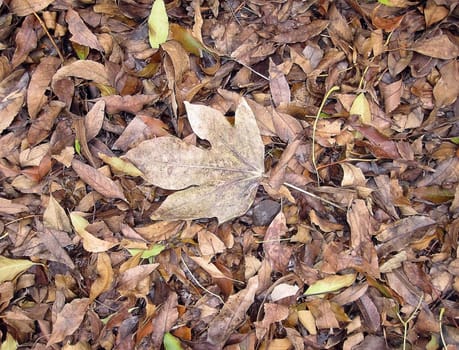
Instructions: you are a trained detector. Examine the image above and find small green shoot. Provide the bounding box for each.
[75,139,81,156]
[396,293,423,350]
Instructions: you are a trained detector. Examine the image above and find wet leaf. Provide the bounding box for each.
[0,257,37,283]
[125,98,264,223]
[148,0,169,49]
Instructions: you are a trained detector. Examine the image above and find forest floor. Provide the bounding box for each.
[0,0,459,349]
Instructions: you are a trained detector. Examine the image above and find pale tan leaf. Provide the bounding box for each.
[85,100,105,141]
[98,153,143,177]
[117,263,159,297]
[0,256,37,283]
[125,98,264,223]
[89,253,113,301]
[254,303,289,340]
[43,195,72,232]
[51,60,110,92]
[70,213,117,253]
[0,198,28,215]
[349,93,371,125]
[189,256,227,279]
[263,212,292,272]
[10,0,55,16]
[198,230,226,256]
[47,298,90,346]
[72,159,126,200]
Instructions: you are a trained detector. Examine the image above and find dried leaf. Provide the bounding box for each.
[0,198,28,214]
[151,293,179,347]
[350,93,371,125]
[51,60,110,92]
[148,0,169,49]
[43,195,72,232]
[117,263,159,297]
[411,34,459,59]
[254,303,289,340]
[39,228,75,269]
[269,59,290,107]
[10,0,55,16]
[0,71,28,133]
[433,60,459,108]
[66,9,103,51]
[125,98,264,223]
[0,256,37,283]
[98,153,143,177]
[47,298,91,346]
[304,274,356,296]
[89,253,113,301]
[263,212,292,272]
[85,100,105,141]
[72,159,126,201]
[70,213,117,253]
[207,276,259,346]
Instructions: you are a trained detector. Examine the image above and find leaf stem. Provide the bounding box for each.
[311,86,340,185]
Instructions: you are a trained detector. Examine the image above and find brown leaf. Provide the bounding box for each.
[117,263,159,298]
[71,159,126,201]
[27,56,61,118]
[380,79,403,114]
[263,212,292,272]
[150,292,179,348]
[28,101,65,145]
[66,9,103,51]
[84,100,105,141]
[207,276,259,346]
[10,0,55,16]
[101,94,159,114]
[0,70,29,133]
[89,253,113,301]
[433,60,459,108]
[0,198,28,214]
[269,59,290,107]
[12,15,39,68]
[125,98,264,223]
[273,20,329,44]
[411,34,459,59]
[254,303,289,340]
[47,298,91,346]
[39,227,75,269]
[43,195,72,232]
[417,157,459,187]
[51,60,110,92]
[70,213,117,253]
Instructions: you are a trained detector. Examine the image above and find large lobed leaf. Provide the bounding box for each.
[125,98,264,223]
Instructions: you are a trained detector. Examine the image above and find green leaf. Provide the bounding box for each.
[0,256,37,283]
[75,139,81,155]
[304,274,356,296]
[449,136,459,144]
[128,244,165,259]
[163,332,183,350]
[148,0,169,49]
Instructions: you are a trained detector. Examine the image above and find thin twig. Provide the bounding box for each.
[180,255,224,304]
[311,86,339,185]
[283,182,345,210]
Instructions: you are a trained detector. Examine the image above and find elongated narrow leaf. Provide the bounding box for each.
[304,274,356,296]
[148,0,169,49]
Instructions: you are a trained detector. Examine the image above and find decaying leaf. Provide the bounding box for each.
[125,98,264,223]
[47,298,91,346]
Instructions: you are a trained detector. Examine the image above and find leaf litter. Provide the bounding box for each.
[0,0,458,349]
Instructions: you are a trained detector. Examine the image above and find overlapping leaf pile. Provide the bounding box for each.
[0,0,458,349]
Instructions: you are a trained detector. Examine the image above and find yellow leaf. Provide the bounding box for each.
[90,253,114,301]
[98,153,143,177]
[1,333,18,350]
[70,213,117,253]
[148,0,169,49]
[0,256,37,283]
[350,93,371,125]
[304,274,356,295]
